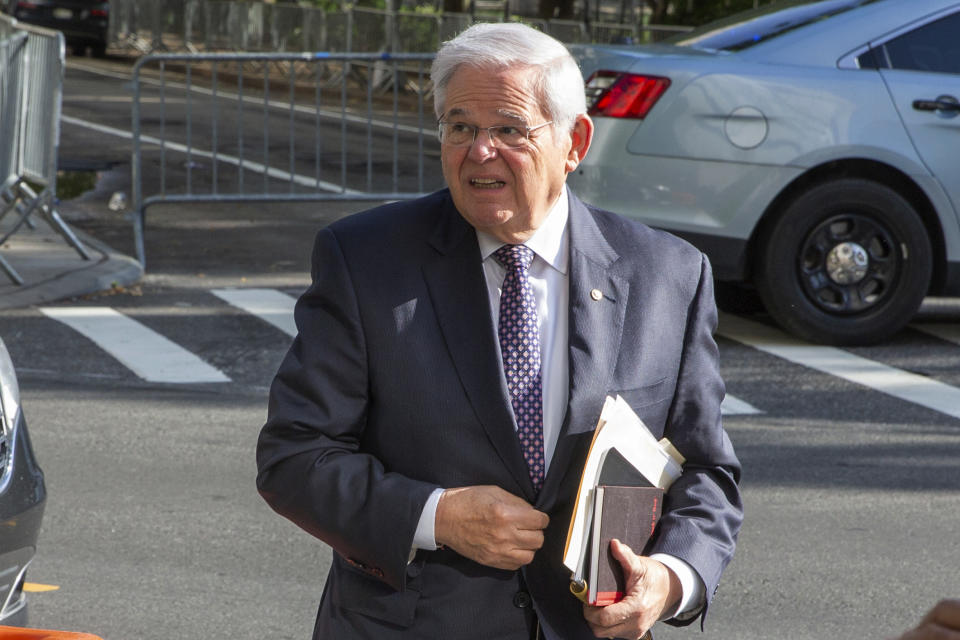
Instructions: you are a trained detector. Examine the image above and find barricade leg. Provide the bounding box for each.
[0,252,24,286]
[0,176,24,223]
[0,191,45,247]
[0,178,39,231]
[12,183,91,261]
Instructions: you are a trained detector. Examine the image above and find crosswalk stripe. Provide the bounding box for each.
[718,313,960,420]
[39,307,231,384]
[721,395,762,416]
[211,288,298,337]
[208,288,763,415]
[32,293,960,416]
[913,322,960,347]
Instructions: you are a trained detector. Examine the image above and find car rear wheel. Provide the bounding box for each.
[754,178,932,345]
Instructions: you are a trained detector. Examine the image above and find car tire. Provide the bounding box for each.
[714,281,765,314]
[754,178,932,345]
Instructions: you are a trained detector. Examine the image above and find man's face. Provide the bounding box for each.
[440,65,588,244]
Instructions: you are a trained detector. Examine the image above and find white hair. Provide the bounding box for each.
[430,22,587,133]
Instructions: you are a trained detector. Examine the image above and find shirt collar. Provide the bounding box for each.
[476,185,570,275]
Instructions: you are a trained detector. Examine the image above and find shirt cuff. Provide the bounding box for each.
[409,487,445,562]
[649,553,705,620]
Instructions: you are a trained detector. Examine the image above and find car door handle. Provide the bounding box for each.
[912,96,960,112]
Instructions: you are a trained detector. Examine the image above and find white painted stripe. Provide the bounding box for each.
[207,289,765,412]
[913,323,960,347]
[66,60,135,81]
[721,394,762,416]
[63,95,189,104]
[718,313,960,420]
[211,288,298,337]
[60,114,363,195]
[39,307,230,384]
[67,59,431,136]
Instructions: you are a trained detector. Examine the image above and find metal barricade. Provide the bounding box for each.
[0,32,27,187]
[0,30,28,283]
[130,51,441,267]
[0,15,90,285]
[107,0,695,55]
[119,3,695,268]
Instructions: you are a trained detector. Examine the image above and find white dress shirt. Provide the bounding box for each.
[412,186,704,622]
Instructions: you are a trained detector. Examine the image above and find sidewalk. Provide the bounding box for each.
[0,213,143,311]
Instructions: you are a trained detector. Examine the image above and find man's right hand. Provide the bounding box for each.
[895,599,960,640]
[434,485,549,570]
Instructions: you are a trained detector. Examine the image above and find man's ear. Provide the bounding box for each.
[565,114,594,174]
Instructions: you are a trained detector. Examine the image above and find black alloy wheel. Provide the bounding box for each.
[754,178,932,345]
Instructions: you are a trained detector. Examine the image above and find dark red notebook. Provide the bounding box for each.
[588,484,663,606]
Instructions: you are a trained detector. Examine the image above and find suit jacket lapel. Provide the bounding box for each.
[422,197,536,499]
[540,193,628,505]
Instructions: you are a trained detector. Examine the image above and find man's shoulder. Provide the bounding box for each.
[581,200,704,263]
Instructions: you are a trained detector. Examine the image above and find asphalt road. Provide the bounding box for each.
[2,53,958,640]
[22,382,323,640]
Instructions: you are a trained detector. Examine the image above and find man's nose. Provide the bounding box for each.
[469,128,498,159]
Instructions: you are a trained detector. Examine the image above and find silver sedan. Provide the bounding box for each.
[569,0,960,345]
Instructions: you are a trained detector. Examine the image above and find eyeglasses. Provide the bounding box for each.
[437,120,553,148]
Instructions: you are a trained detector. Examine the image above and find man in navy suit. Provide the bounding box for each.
[257,22,742,640]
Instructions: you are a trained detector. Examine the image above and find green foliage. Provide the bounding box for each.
[299,0,348,10]
[56,171,97,200]
[696,0,767,25]
[649,0,775,27]
[395,4,444,51]
[260,0,777,26]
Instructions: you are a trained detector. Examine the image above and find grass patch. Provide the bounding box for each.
[56,170,98,200]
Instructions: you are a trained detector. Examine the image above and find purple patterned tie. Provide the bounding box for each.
[494,244,545,492]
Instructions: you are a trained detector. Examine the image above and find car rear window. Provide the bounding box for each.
[663,0,880,52]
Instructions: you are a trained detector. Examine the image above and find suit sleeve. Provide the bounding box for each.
[256,227,438,592]
[650,253,743,626]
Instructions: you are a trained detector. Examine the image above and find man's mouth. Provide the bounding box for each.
[470,178,505,189]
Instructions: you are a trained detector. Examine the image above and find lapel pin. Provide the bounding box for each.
[590,288,603,301]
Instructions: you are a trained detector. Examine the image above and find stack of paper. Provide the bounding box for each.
[563,395,685,591]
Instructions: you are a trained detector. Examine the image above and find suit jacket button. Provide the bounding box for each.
[513,591,532,608]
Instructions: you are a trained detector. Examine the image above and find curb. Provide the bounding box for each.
[0,224,143,311]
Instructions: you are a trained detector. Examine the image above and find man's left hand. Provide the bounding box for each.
[582,539,682,640]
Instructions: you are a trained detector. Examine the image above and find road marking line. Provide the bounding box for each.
[721,395,762,416]
[60,115,363,195]
[24,583,59,592]
[39,307,231,384]
[718,313,960,420]
[66,59,432,136]
[66,59,134,81]
[913,322,960,347]
[63,95,188,104]
[211,288,298,338]
[209,288,765,413]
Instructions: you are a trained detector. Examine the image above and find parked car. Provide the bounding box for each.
[0,336,46,626]
[569,0,960,345]
[5,0,109,56]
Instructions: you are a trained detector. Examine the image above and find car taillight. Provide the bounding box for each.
[16,2,39,9]
[91,3,109,17]
[585,71,670,119]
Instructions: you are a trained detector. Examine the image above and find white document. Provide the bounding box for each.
[562,395,684,578]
